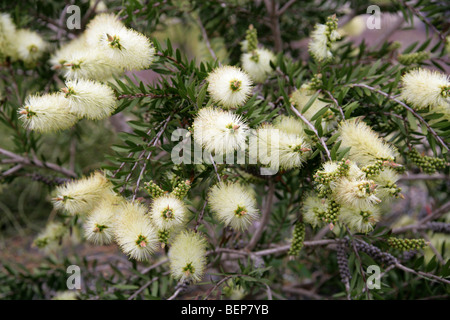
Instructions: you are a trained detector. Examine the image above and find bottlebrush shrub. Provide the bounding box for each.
[0,1,449,301]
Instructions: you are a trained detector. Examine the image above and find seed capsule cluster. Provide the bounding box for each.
[336,241,351,283]
[350,239,398,266]
[425,222,450,234]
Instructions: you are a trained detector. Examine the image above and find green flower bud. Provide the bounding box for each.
[288,221,306,257]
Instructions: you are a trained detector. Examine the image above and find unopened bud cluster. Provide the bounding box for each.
[397,51,430,66]
[171,180,191,199]
[144,180,166,199]
[158,229,171,246]
[406,148,447,174]
[288,221,305,257]
[388,237,428,251]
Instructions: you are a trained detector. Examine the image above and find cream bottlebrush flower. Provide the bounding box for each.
[33,221,68,252]
[208,181,259,231]
[334,178,381,208]
[241,48,275,83]
[85,13,125,47]
[169,230,207,283]
[49,35,88,70]
[62,79,117,120]
[52,291,78,300]
[206,65,253,109]
[58,49,122,81]
[18,93,78,132]
[84,197,121,245]
[309,24,332,62]
[338,16,366,37]
[98,26,155,71]
[308,16,341,62]
[290,85,336,132]
[273,115,307,138]
[340,204,381,233]
[372,168,401,200]
[150,195,188,230]
[14,29,48,64]
[0,13,17,60]
[338,119,398,166]
[252,124,311,170]
[303,194,329,228]
[193,107,249,155]
[400,68,450,110]
[52,172,114,215]
[114,201,159,261]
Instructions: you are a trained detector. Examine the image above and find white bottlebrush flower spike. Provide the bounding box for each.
[49,35,88,70]
[98,26,155,71]
[290,84,336,132]
[52,291,79,300]
[340,204,380,233]
[252,124,311,170]
[150,195,187,230]
[114,201,159,261]
[372,168,401,201]
[18,93,78,132]
[169,230,207,283]
[273,115,307,138]
[208,181,259,231]
[62,79,117,120]
[193,107,249,155]
[338,16,366,37]
[14,29,48,64]
[400,68,450,110]
[33,221,68,252]
[309,16,341,62]
[52,172,114,215]
[0,13,17,60]
[241,48,275,83]
[57,49,122,81]
[303,194,329,228]
[309,24,332,62]
[334,178,380,208]
[206,65,253,109]
[84,196,122,245]
[339,119,398,166]
[85,13,125,47]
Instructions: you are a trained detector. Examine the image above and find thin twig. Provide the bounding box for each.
[209,153,221,182]
[324,90,345,119]
[350,83,449,151]
[420,231,444,264]
[392,201,450,234]
[246,179,275,251]
[196,15,218,61]
[290,104,332,161]
[277,0,297,16]
[0,148,77,178]
[395,262,450,285]
[132,115,172,201]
